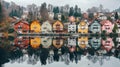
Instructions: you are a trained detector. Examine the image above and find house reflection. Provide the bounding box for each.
[14,36,29,49]
[30,37,41,49]
[78,36,88,49]
[53,37,64,49]
[102,37,114,52]
[89,37,101,50]
[41,37,52,48]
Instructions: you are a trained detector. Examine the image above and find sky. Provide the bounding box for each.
[3,0,120,11]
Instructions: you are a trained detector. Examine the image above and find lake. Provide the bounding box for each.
[0,36,120,67]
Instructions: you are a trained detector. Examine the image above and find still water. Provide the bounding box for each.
[0,36,120,67]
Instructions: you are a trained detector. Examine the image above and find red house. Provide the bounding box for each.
[14,37,29,49]
[14,20,29,33]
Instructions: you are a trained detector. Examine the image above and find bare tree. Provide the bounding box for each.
[40,2,49,22]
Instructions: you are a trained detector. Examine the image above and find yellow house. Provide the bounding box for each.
[78,36,88,49]
[78,21,88,34]
[30,37,41,49]
[30,20,41,33]
[53,20,64,33]
[53,38,64,49]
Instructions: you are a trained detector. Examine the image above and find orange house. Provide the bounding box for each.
[53,20,64,33]
[30,20,41,33]
[14,20,29,33]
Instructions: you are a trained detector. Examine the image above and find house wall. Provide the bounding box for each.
[78,22,88,34]
[89,22,101,33]
[30,37,41,49]
[89,37,101,49]
[102,21,114,33]
[41,21,52,33]
[14,22,29,33]
[68,23,76,33]
[53,39,63,48]
[78,37,88,49]
[41,37,52,48]
[102,38,114,51]
[53,21,63,33]
[30,21,41,33]
[68,37,76,46]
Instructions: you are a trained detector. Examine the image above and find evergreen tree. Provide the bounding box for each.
[88,13,94,19]
[61,14,65,22]
[115,12,119,20]
[113,23,118,33]
[69,7,74,16]
[53,6,59,14]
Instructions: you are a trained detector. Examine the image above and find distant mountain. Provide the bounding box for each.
[114,7,120,12]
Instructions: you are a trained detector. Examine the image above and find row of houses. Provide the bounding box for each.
[13,19,120,34]
[13,36,118,52]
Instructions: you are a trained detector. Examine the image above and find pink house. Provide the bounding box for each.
[101,20,114,33]
[102,37,114,52]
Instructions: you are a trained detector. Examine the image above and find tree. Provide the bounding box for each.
[113,23,118,33]
[61,15,65,22]
[53,6,59,14]
[88,13,94,19]
[69,7,74,16]
[40,2,49,22]
[0,2,6,22]
[115,12,119,20]
[48,4,53,12]
[99,4,103,12]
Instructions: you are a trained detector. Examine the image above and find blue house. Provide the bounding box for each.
[89,21,101,33]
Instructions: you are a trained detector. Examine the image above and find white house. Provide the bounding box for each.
[48,12,54,20]
[41,21,52,33]
[68,22,76,33]
[57,13,62,21]
[98,15,107,20]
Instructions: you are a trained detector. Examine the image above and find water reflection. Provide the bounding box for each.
[0,36,120,67]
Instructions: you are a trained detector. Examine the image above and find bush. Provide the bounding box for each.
[8,36,14,41]
[8,28,14,33]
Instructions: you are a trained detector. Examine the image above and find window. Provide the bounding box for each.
[81,41,85,44]
[106,41,110,43]
[81,26,85,29]
[56,40,60,45]
[93,27,98,29]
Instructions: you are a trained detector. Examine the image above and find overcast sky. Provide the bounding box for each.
[3,0,120,11]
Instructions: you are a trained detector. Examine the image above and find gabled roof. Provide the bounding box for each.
[14,20,29,25]
[100,20,113,25]
[89,20,101,26]
[52,20,64,27]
